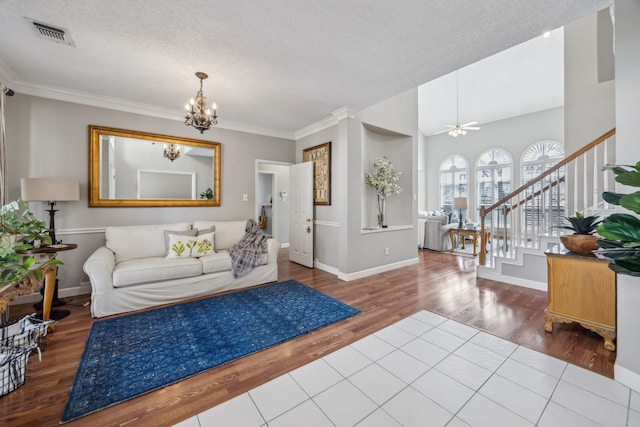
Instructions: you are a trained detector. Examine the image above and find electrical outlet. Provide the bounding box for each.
[384,247,389,255]
[242,194,248,201]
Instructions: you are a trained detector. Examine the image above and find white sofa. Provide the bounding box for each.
[418,215,457,251]
[83,220,280,318]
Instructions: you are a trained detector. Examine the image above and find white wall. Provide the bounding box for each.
[613,0,640,393]
[5,94,295,294]
[564,13,615,155]
[296,124,340,270]
[295,88,419,278]
[340,88,419,277]
[423,107,564,222]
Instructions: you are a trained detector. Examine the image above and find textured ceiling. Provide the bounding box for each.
[0,0,611,139]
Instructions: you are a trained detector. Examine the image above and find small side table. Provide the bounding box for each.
[17,244,77,323]
[449,228,480,256]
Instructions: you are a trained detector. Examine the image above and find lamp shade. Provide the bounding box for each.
[21,178,80,202]
[453,197,468,210]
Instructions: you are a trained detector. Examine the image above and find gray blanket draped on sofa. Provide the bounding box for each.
[229,219,269,278]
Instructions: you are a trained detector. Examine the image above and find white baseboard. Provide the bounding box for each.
[338,258,419,281]
[281,242,289,248]
[476,268,547,292]
[313,259,339,276]
[615,364,640,393]
[10,282,92,306]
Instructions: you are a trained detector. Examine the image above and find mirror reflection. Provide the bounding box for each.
[89,126,221,207]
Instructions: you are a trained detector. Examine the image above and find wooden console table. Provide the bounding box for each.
[544,245,616,351]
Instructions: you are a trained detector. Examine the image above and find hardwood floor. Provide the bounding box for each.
[0,249,616,427]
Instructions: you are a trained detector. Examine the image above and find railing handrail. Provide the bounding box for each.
[505,176,565,214]
[480,128,615,218]
[479,127,616,265]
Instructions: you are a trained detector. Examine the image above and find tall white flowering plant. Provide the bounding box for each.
[365,156,403,228]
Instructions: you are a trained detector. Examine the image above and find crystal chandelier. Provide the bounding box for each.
[184,72,217,133]
[163,143,181,162]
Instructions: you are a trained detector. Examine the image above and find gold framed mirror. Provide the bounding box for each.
[89,125,221,207]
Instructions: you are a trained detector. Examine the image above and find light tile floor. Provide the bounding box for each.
[174,311,638,427]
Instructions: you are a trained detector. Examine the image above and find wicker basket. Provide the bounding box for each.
[0,315,55,396]
[0,345,36,396]
[0,315,55,348]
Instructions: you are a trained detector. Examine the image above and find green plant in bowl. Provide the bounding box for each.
[557,212,602,255]
[560,211,602,235]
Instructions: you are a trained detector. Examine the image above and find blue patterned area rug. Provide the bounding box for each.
[61,280,360,423]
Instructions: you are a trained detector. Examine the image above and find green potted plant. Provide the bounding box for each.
[199,188,213,200]
[558,211,602,255]
[364,156,403,228]
[596,162,640,276]
[0,200,58,288]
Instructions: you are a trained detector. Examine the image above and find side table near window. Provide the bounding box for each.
[449,227,490,257]
[544,245,616,351]
[16,243,77,323]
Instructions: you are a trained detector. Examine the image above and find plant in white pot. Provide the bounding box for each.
[365,156,403,228]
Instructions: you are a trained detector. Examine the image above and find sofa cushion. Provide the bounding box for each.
[199,250,267,274]
[113,257,203,288]
[165,231,215,258]
[192,220,246,251]
[107,222,191,263]
[199,251,232,274]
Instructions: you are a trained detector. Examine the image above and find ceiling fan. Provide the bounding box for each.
[434,71,480,137]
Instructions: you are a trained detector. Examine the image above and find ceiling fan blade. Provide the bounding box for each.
[460,121,478,127]
[463,126,481,131]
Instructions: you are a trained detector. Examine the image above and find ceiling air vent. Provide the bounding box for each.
[27,18,76,47]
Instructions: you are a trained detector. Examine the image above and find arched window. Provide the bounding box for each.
[521,141,564,184]
[476,148,512,210]
[521,141,565,230]
[439,154,468,218]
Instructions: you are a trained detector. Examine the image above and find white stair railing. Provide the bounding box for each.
[479,128,616,266]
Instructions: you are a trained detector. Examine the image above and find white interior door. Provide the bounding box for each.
[289,161,314,267]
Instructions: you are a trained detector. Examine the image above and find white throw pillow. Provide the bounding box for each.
[163,229,197,257]
[166,231,215,258]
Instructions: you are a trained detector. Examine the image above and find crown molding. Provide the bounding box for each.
[294,114,339,140]
[293,105,355,140]
[8,80,296,140]
[331,106,355,121]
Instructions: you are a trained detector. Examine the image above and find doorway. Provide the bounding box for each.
[257,172,275,236]
[255,160,291,246]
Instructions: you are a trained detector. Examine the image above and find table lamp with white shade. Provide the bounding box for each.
[20,178,80,245]
[21,177,79,317]
[453,197,468,229]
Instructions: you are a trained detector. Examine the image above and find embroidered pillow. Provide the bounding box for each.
[195,226,216,252]
[166,231,215,258]
[163,229,197,257]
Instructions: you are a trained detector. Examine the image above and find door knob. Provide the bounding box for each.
[306,218,313,222]
[306,226,311,233]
